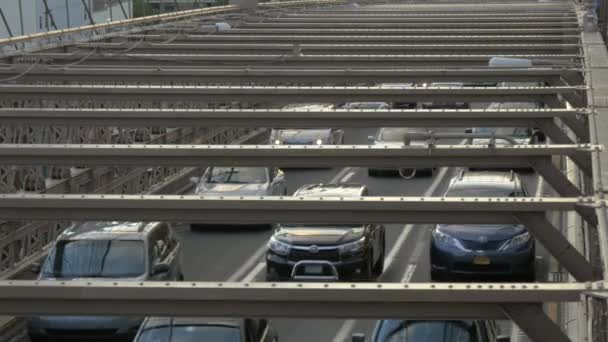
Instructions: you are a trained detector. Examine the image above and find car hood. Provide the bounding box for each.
[275,129,331,143]
[437,224,526,241]
[196,183,268,196]
[274,226,365,246]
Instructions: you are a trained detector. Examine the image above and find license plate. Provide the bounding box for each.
[304,265,323,274]
[473,256,491,265]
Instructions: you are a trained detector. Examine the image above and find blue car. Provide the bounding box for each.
[430,171,535,281]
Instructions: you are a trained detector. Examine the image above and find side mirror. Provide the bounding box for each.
[31,261,41,274]
[151,263,170,276]
[352,333,366,342]
[189,177,200,185]
[367,135,375,143]
[464,128,473,134]
[496,335,511,342]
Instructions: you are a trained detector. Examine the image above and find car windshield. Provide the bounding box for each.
[137,325,241,342]
[377,128,427,142]
[207,167,267,184]
[376,321,478,342]
[446,186,516,197]
[474,127,530,138]
[41,240,145,279]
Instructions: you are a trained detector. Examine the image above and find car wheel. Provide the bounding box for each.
[368,169,379,177]
[178,273,185,281]
[189,224,200,231]
[373,247,385,278]
[265,271,280,282]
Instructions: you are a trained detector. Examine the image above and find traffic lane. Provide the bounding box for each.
[271,168,458,342]
[282,127,376,193]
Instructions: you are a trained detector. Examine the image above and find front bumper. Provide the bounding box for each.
[430,239,534,278]
[266,252,369,280]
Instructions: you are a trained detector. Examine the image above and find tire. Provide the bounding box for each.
[189,224,199,231]
[362,252,375,281]
[178,273,185,281]
[373,248,385,278]
[265,271,280,282]
[368,169,379,177]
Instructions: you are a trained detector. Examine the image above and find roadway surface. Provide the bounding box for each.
[170,125,550,342]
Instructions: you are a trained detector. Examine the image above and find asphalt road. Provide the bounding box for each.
[172,125,549,342]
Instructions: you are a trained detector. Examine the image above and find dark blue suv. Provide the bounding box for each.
[353,320,502,342]
[430,171,535,281]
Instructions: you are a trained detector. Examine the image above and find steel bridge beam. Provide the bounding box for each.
[0,108,584,127]
[0,85,584,105]
[20,53,581,68]
[114,34,581,44]
[0,281,596,319]
[146,28,582,35]
[0,66,576,84]
[69,42,582,55]
[236,22,580,29]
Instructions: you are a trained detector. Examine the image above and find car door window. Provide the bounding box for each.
[149,224,171,267]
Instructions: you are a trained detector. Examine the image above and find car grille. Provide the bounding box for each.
[459,239,505,251]
[289,247,339,262]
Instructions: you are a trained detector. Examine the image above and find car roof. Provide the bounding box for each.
[58,221,159,241]
[450,171,520,191]
[294,183,366,197]
[141,317,243,329]
[378,82,413,88]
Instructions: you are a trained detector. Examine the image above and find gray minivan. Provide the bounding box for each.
[28,221,183,341]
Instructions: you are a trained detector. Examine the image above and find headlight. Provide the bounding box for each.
[268,237,290,256]
[316,139,323,145]
[339,237,366,254]
[499,231,531,251]
[274,139,282,145]
[432,229,468,251]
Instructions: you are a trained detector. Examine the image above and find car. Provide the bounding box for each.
[271,103,344,145]
[354,319,504,342]
[367,127,434,178]
[469,102,546,146]
[266,183,386,281]
[341,102,391,110]
[190,167,286,229]
[420,82,469,109]
[28,221,183,341]
[430,171,535,281]
[134,317,278,342]
[378,83,417,109]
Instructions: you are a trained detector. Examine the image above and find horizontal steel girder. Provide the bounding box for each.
[0,281,597,318]
[0,194,591,223]
[116,34,581,44]
[22,53,582,68]
[0,66,575,84]
[0,108,585,127]
[0,85,583,103]
[71,42,582,55]
[151,28,581,35]
[0,144,594,167]
[237,22,581,28]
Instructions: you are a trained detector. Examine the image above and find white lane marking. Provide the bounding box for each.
[226,242,268,282]
[401,264,417,283]
[340,171,356,183]
[400,229,431,283]
[329,167,352,184]
[383,167,449,271]
[243,262,266,283]
[332,319,357,342]
[331,166,453,342]
[534,175,544,197]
